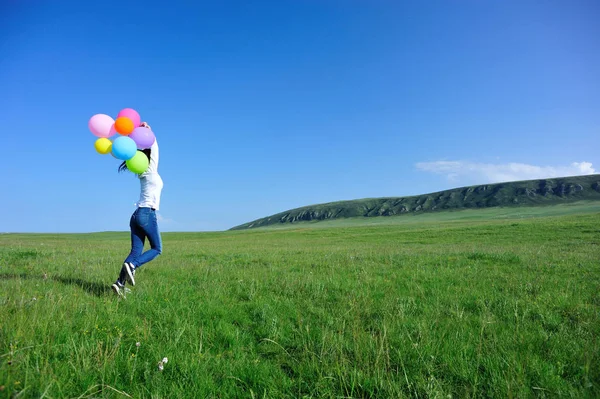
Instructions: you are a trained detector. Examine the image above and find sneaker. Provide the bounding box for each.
[123,262,136,286]
[112,283,124,297]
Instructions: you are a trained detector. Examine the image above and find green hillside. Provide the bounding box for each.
[231,174,600,230]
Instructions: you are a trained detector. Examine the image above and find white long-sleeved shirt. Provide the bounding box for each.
[136,140,163,210]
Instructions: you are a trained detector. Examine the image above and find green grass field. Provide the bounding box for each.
[1,203,599,398]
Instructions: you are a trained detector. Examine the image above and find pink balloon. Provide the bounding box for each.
[129,126,156,149]
[117,108,141,127]
[108,124,118,137]
[88,114,115,138]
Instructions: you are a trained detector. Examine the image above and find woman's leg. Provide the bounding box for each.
[133,208,162,269]
[117,211,145,285]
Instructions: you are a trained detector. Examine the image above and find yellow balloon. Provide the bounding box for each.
[94,137,112,154]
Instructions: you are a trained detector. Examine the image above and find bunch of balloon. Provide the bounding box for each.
[88,108,156,174]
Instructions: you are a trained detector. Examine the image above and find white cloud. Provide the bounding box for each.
[154,213,223,231]
[415,160,596,184]
[156,213,175,224]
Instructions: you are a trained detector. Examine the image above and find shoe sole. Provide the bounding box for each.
[112,284,123,297]
[125,263,136,286]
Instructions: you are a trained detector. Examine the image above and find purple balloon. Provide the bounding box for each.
[129,127,156,149]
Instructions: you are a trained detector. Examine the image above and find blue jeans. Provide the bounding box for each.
[118,207,162,284]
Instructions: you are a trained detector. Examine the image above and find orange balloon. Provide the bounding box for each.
[114,117,134,135]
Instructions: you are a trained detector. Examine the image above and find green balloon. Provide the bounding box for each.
[126,151,149,174]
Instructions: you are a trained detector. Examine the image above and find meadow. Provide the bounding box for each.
[1,203,599,398]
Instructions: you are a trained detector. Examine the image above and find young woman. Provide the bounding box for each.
[112,122,164,296]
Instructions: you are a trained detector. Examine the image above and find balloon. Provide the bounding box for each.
[117,108,141,128]
[108,124,118,137]
[129,126,156,149]
[88,114,115,138]
[112,136,137,160]
[126,151,150,174]
[94,137,112,154]
[115,117,134,135]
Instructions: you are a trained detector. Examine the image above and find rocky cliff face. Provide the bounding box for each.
[231,175,600,230]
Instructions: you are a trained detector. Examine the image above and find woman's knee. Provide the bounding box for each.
[150,236,162,254]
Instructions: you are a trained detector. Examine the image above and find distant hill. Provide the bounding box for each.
[230,174,600,230]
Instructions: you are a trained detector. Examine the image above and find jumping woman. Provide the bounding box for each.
[112,122,164,296]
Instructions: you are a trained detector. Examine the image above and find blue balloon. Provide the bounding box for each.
[111,136,137,160]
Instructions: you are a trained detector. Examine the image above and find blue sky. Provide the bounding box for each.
[1,0,598,232]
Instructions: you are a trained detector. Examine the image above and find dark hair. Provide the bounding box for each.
[118,148,151,173]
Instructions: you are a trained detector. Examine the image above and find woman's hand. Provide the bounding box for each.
[140,122,151,129]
